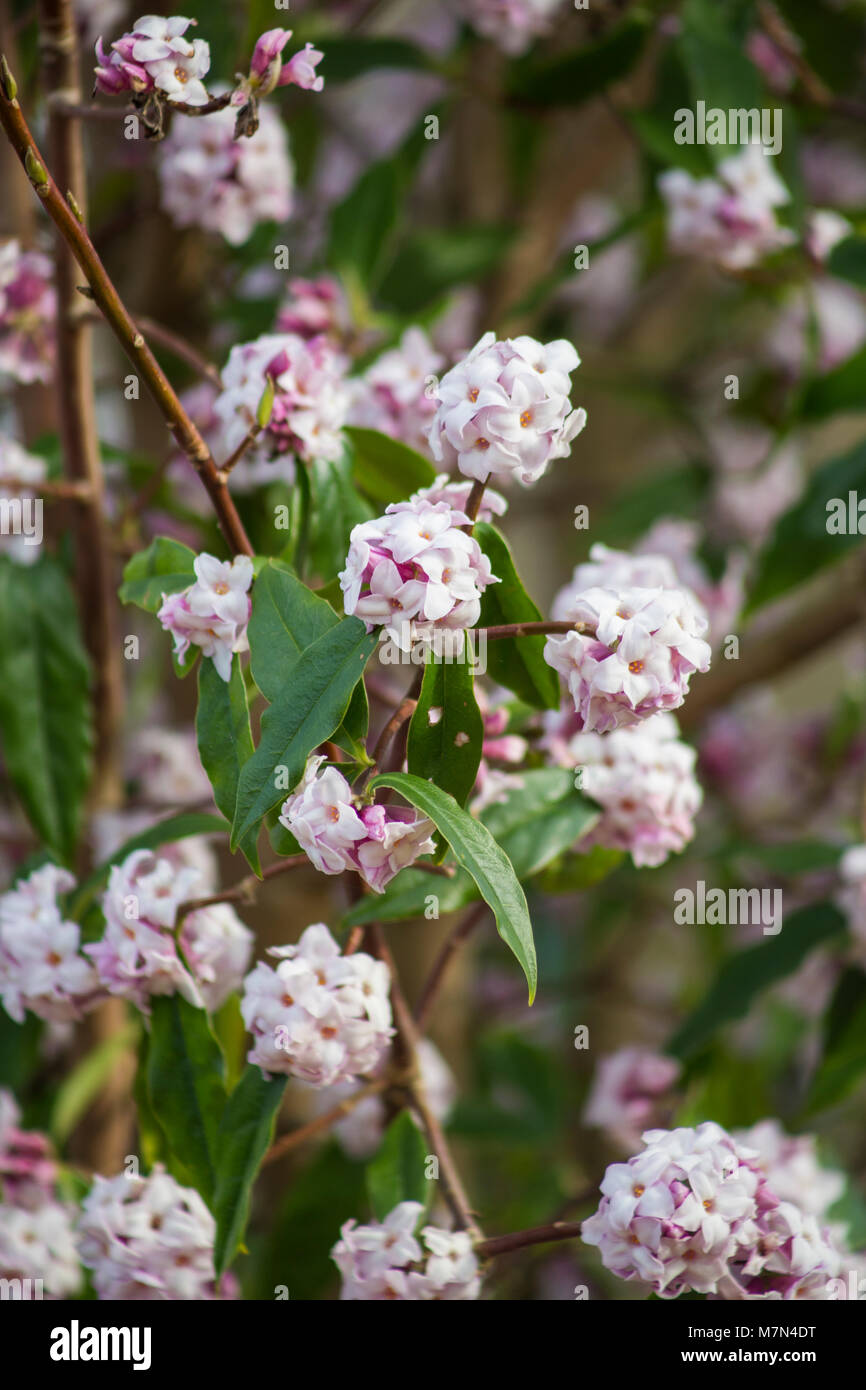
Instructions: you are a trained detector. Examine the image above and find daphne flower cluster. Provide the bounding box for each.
[542,710,702,866]
[214,332,350,471]
[94,15,211,105]
[0,241,56,385]
[349,328,444,456]
[462,0,566,55]
[428,332,586,486]
[78,1167,222,1300]
[158,101,293,245]
[340,497,498,651]
[659,145,795,272]
[582,1122,853,1299]
[241,922,393,1084]
[247,29,324,96]
[332,1201,480,1300]
[582,1049,681,1151]
[544,549,711,733]
[0,1088,81,1295]
[276,276,349,342]
[89,848,252,1013]
[157,552,253,682]
[0,865,100,1024]
[281,756,436,893]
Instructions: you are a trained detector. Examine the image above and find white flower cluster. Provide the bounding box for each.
[78,1167,221,1300]
[332,1201,480,1300]
[158,100,294,245]
[0,865,100,1024]
[0,1196,82,1296]
[241,922,393,1085]
[542,710,702,867]
[157,552,253,683]
[659,146,794,272]
[582,1121,857,1300]
[428,332,586,486]
[89,848,252,1013]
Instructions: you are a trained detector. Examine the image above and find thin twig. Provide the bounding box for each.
[461,473,489,531]
[134,315,222,387]
[369,695,418,765]
[480,620,593,639]
[217,422,264,481]
[0,65,254,556]
[0,475,91,497]
[262,1076,390,1167]
[176,855,309,921]
[476,1220,584,1260]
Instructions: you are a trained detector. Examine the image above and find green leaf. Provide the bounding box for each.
[378,226,515,315]
[746,437,866,612]
[232,618,377,849]
[803,969,866,1114]
[213,1067,287,1275]
[344,770,598,927]
[248,560,369,752]
[346,426,436,505]
[677,0,762,160]
[119,536,197,611]
[147,995,227,1206]
[669,903,847,1061]
[367,1112,430,1222]
[0,556,92,863]
[826,235,866,288]
[367,772,537,1002]
[308,448,374,583]
[196,656,260,873]
[407,642,483,808]
[507,14,649,108]
[475,523,560,711]
[800,344,866,420]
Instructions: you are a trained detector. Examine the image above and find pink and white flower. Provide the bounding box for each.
[0,865,101,1025]
[542,709,703,866]
[339,497,498,651]
[78,1166,221,1300]
[0,241,56,385]
[280,756,436,893]
[427,331,586,486]
[241,922,393,1085]
[0,1088,58,1200]
[94,15,211,105]
[214,332,350,472]
[544,565,711,733]
[158,99,293,245]
[157,552,253,682]
[333,1201,481,1300]
[89,849,252,1012]
[276,276,349,342]
[659,145,794,271]
[0,1195,81,1296]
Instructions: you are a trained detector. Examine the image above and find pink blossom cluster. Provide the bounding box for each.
[582,1049,681,1152]
[348,328,444,455]
[281,756,437,893]
[247,30,324,96]
[582,1122,853,1299]
[94,15,211,105]
[312,1039,455,1160]
[0,864,100,1024]
[89,848,252,1013]
[542,709,703,866]
[461,0,566,55]
[544,549,711,734]
[0,240,56,385]
[333,1201,480,1300]
[214,332,351,472]
[78,1167,222,1300]
[241,922,393,1085]
[659,146,794,271]
[0,1088,82,1295]
[157,552,253,682]
[471,687,528,815]
[158,100,294,245]
[339,497,498,651]
[276,276,349,342]
[427,331,586,486]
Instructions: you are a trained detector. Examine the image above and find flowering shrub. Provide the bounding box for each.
[0,0,864,1324]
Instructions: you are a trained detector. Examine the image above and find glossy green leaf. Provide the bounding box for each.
[346,426,436,505]
[308,449,374,583]
[367,1112,430,1222]
[196,655,260,873]
[475,523,560,711]
[119,536,197,611]
[368,772,537,1002]
[147,995,227,1206]
[213,1067,287,1275]
[407,642,483,808]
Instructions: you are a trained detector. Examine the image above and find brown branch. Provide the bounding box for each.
[262,1075,390,1167]
[0,62,254,557]
[414,902,487,1031]
[369,695,418,765]
[480,620,593,639]
[218,422,264,481]
[0,475,91,497]
[176,854,309,921]
[476,1220,584,1260]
